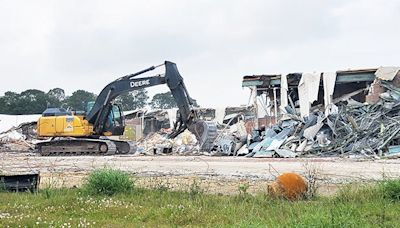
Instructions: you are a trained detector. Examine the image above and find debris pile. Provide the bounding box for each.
[211,120,248,156]
[136,130,200,155]
[245,103,400,158]
[0,122,36,152]
[243,67,400,158]
[136,120,249,156]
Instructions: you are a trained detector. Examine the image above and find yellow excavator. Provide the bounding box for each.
[36,61,217,156]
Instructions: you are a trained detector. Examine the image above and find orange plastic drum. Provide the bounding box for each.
[268,173,307,200]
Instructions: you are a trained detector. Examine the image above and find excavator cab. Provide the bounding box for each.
[86,101,125,136]
[103,104,125,136]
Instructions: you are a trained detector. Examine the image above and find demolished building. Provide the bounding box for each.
[242,66,400,158]
[122,109,177,140]
[133,106,251,156]
[5,66,400,159]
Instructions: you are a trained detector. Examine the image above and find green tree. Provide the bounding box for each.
[150,91,199,109]
[0,89,49,114]
[0,97,6,114]
[65,90,97,111]
[0,91,19,114]
[0,90,47,114]
[0,88,93,114]
[17,89,49,114]
[47,88,65,108]
[115,89,149,111]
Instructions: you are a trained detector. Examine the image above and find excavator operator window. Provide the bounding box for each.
[111,105,123,126]
[104,104,124,132]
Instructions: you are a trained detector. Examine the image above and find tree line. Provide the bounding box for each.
[0,88,198,115]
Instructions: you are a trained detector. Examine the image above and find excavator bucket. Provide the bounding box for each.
[188,120,218,151]
[168,119,218,152]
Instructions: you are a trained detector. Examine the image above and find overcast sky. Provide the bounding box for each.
[0,0,399,107]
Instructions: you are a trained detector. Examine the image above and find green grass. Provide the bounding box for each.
[82,168,134,196]
[379,179,400,201]
[0,183,400,227]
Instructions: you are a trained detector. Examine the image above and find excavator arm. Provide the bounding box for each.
[85,61,216,148]
[85,70,166,134]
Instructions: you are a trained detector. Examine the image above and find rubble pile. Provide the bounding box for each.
[212,120,248,156]
[312,101,400,156]
[0,122,36,152]
[244,68,400,159]
[136,120,249,156]
[245,103,400,158]
[136,130,200,155]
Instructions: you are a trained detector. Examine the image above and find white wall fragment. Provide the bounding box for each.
[280,73,289,109]
[375,66,400,81]
[323,72,337,115]
[298,72,321,117]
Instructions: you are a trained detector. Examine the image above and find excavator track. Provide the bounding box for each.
[190,121,218,151]
[36,138,135,156]
[109,140,136,154]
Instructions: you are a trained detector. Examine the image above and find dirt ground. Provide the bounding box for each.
[1,152,400,196]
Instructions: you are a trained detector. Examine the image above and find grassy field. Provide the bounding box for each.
[1,184,400,227]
